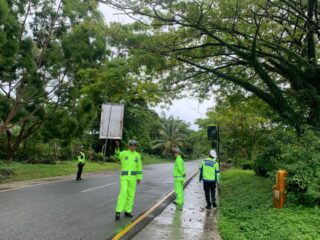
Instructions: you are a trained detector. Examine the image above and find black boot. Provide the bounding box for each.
[124,212,133,218]
[212,201,217,208]
[115,212,120,220]
[206,205,211,209]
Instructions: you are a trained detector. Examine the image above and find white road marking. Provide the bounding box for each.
[0,178,74,193]
[81,183,116,193]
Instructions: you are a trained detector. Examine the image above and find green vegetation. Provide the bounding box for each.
[99,1,320,205]
[0,161,119,183]
[0,2,319,239]
[219,169,320,240]
[0,154,170,183]
[105,0,320,130]
[196,96,272,165]
[142,154,171,165]
[0,0,187,164]
[0,0,319,210]
[152,116,187,157]
[251,128,320,205]
[197,97,320,205]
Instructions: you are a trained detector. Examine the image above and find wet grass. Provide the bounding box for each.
[218,169,320,240]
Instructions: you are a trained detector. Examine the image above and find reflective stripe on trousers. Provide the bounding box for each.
[121,171,143,176]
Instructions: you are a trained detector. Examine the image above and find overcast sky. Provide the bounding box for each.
[99,3,215,130]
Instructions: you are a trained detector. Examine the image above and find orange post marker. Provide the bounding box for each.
[273,170,287,208]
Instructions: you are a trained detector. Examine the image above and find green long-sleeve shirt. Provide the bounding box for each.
[173,155,185,182]
[115,149,143,180]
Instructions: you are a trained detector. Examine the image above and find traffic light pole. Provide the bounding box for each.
[217,125,220,164]
[207,124,220,163]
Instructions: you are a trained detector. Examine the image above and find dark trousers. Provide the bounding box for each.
[76,163,84,179]
[203,181,216,206]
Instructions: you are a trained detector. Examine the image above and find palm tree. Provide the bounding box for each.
[152,116,186,156]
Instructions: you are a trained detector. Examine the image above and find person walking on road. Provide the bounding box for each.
[199,149,220,209]
[76,150,86,180]
[172,148,186,209]
[115,140,143,220]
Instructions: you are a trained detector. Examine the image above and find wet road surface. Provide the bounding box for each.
[0,161,199,240]
[132,177,221,240]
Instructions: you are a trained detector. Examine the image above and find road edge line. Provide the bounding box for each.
[110,169,199,240]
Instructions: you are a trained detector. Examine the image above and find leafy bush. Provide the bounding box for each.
[0,168,15,182]
[85,148,97,161]
[106,155,118,163]
[278,130,320,206]
[252,144,281,176]
[241,160,253,170]
[219,169,320,239]
[95,152,106,161]
[252,127,320,205]
[29,158,56,164]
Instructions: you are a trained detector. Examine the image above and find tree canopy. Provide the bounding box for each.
[102,0,320,130]
[152,115,187,156]
[0,0,167,161]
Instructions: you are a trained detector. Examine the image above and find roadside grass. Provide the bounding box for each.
[0,154,170,183]
[142,154,171,164]
[219,169,320,240]
[0,161,119,183]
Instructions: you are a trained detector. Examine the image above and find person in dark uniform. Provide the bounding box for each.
[199,150,220,209]
[76,151,86,180]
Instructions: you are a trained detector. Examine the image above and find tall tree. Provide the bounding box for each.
[197,94,273,164]
[0,0,107,160]
[102,0,320,130]
[152,116,187,157]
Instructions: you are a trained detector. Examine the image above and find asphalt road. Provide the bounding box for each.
[0,161,199,240]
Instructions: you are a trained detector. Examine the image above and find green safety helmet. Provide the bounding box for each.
[128,140,138,146]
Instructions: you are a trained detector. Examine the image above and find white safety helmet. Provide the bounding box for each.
[209,150,217,158]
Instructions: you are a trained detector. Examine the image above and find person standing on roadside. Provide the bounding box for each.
[199,149,220,209]
[115,140,143,220]
[76,150,86,180]
[172,148,186,209]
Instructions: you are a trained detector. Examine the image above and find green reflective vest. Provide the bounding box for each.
[199,157,220,182]
[115,149,143,180]
[173,155,185,182]
[77,152,86,164]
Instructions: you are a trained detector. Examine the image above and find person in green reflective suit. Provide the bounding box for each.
[115,140,143,220]
[172,148,186,208]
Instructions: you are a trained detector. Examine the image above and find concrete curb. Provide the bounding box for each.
[110,170,199,240]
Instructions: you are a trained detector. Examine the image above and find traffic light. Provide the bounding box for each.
[207,125,218,140]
